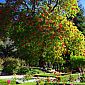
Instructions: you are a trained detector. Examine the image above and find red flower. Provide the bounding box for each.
[7,80,11,84]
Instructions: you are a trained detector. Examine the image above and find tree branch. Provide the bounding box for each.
[51,0,59,12]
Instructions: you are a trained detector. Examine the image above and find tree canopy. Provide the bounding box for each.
[0,0,85,65]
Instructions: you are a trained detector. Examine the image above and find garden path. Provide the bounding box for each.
[0,75,24,79]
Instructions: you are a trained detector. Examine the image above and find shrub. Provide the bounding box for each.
[24,73,33,80]
[60,75,69,82]
[58,74,79,82]
[2,57,21,75]
[17,66,29,75]
[70,56,85,70]
[20,59,26,67]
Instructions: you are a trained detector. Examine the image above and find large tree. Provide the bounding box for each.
[0,0,85,66]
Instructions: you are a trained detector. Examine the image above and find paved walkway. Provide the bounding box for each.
[0,75,24,79]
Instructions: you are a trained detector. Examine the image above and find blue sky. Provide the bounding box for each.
[79,0,85,9]
[0,0,5,3]
[0,0,85,7]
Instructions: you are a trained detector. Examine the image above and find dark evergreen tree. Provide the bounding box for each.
[73,5,85,35]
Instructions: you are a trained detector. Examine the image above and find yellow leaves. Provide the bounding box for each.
[58,16,63,20]
[64,21,73,26]
[69,21,73,26]
[83,50,85,56]
[62,17,67,22]
[73,26,77,29]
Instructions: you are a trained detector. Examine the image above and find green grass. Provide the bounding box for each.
[59,73,80,82]
[27,68,56,78]
[0,79,16,85]
[0,68,84,85]
[0,79,37,85]
[18,80,45,85]
[27,68,46,75]
[18,82,37,85]
[45,82,85,85]
[1,79,85,85]
[34,73,55,77]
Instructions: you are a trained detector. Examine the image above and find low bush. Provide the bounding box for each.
[17,66,29,75]
[70,56,85,69]
[60,75,69,82]
[26,68,44,75]
[1,57,21,75]
[60,74,79,82]
[24,74,33,80]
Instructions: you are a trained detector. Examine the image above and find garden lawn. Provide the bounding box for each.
[18,82,36,85]
[34,73,55,77]
[27,67,46,75]
[0,72,84,85]
[0,79,37,85]
[0,79,16,85]
[46,82,85,85]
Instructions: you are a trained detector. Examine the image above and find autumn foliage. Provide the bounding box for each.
[0,0,85,62]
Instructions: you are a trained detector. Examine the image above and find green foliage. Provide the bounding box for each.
[45,82,85,85]
[17,67,29,75]
[18,82,36,85]
[34,73,55,77]
[45,74,79,84]
[27,68,44,75]
[80,73,85,82]
[0,0,84,66]
[2,57,21,75]
[60,75,70,82]
[69,74,79,82]
[70,56,85,68]
[24,73,33,80]
[0,79,16,85]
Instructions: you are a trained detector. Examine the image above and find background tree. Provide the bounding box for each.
[73,5,85,35]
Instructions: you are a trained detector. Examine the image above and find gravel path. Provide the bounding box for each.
[0,75,24,79]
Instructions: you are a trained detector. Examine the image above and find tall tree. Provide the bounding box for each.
[0,0,85,66]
